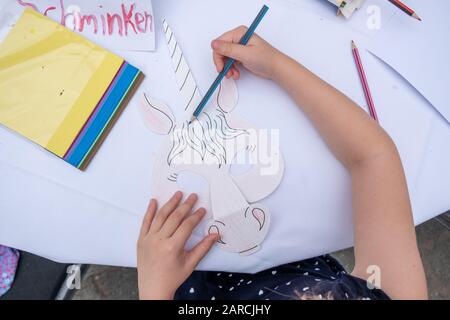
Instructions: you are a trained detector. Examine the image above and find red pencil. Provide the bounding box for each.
[388,0,421,21]
[351,41,378,123]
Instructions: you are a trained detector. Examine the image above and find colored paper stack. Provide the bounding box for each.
[0,8,144,169]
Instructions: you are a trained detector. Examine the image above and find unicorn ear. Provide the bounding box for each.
[213,77,238,113]
[139,92,175,135]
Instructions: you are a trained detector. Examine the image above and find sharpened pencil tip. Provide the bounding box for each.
[412,13,422,21]
[351,40,356,49]
[189,116,197,125]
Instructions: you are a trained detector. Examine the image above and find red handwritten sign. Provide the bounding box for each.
[15,0,155,51]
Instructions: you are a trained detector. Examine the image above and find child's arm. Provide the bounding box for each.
[137,192,219,300]
[212,26,427,299]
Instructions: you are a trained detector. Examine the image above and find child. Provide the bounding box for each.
[136,26,427,300]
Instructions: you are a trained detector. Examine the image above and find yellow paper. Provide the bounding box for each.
[0,8,123,156]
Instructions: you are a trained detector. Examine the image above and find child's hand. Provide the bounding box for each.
[212,25,283,80]
[137,191,219,300]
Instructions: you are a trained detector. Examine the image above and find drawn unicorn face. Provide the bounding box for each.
[139,21,284,255]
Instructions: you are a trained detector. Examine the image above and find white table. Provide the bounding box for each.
[1,0,449,273]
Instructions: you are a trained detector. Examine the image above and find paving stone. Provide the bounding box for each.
[71,266,138,300]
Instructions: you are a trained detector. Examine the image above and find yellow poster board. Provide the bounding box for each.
[0,8,123,157]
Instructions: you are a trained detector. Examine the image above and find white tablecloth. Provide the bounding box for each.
[1,0,449,272]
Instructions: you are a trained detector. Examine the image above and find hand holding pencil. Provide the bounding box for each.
[190,5,269,123]
[212,28,280,81]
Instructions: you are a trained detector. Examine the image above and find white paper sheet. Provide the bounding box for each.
[0,0,155,51]
[368,0,450,123]
[139,21,284,254]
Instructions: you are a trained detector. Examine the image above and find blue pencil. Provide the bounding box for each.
[189,5,269,123]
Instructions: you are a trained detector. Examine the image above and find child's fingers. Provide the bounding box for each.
[139,198,157,239]
[212,26,242,72]
[150,191,183,233]
[211,26,249,74]
[215,60,239,80]
[231,65,240,80]
[187,234,220,269]
[232,25,249,42]
[212,40,247,63]
[172,208,206,245]
[216,25,248,44]
[159,193,198,237]
[227,69,234,79]
[212,43,225,72]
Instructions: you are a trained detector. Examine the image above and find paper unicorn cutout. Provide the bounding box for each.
[139,20,284,255]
